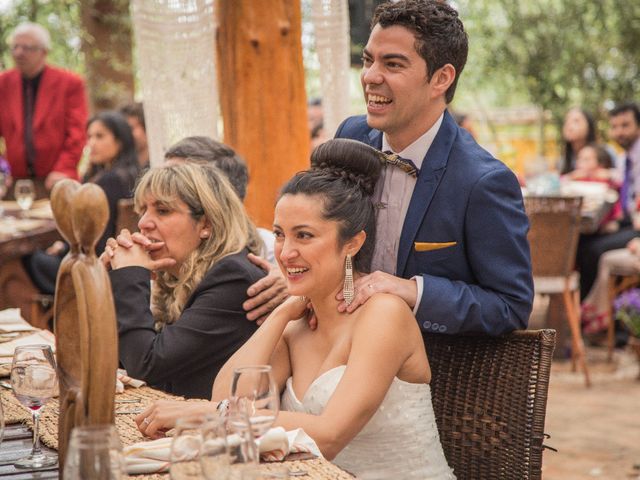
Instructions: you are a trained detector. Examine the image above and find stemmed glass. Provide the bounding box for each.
[14,179,35,212]
[0,172,8,216]
[10,344,58,469]
[230,366,279,445]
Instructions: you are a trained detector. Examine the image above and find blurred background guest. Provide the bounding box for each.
[0,22,88,197]
[120,102,149,168]
[23,111,140,296]
[559,107,596,175]
[104,163,265,399]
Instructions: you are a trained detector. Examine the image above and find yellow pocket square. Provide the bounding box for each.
[414,241,457,252]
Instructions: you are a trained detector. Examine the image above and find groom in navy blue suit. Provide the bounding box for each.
[334,0,533,336]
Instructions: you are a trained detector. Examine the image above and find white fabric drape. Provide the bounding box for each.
[131,0,219,166]
[311,0,351,137]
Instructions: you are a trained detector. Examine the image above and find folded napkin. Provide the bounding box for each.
[123,427,321,474]
[116,369,146,393]
[0,329,55,357]
[0,308,37,333]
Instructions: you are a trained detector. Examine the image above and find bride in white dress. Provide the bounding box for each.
[212,139,454,479]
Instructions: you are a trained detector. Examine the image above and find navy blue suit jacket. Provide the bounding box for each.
[335,111,533,335]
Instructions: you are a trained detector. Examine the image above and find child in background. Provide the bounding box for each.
[563,143,621,232]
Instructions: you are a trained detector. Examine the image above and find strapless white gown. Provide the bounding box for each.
[281,365,455,480]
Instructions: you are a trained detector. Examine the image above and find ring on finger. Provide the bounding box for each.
[142,417,150,425]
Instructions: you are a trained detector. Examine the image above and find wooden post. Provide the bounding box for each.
[217,0,310,228]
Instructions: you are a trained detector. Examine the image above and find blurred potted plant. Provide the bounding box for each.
[614,288,640,379]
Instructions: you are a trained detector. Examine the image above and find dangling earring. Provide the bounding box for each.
[343,254,354,306]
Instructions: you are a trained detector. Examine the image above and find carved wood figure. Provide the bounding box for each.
[52,180,118,473]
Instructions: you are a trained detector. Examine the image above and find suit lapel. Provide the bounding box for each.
[33,66,57,129]
[396,111,457,275]
[367,128,383,149]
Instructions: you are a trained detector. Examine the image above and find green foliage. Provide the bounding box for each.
[458,0,640,127]
[0,0,82,72]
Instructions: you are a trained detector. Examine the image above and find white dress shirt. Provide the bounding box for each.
[371,113,444,313]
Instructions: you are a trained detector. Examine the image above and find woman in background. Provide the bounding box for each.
[23,111,139,295]
[560,107,597,175]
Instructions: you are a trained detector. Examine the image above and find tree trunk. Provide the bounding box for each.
[217,0,309,228]
[80,0,134,112]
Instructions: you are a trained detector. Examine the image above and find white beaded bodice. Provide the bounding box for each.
[281,365,455,480]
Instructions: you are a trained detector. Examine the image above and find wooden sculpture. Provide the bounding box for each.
[52,180,118,472]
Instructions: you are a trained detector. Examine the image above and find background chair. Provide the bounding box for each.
[51,180,118,473]
[525,195,590,386]
[425,329,556,480]
[607,268,640,361]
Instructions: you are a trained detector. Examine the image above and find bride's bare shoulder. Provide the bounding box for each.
[354,293,418,335]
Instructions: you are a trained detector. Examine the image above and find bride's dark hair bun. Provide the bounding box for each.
[310,139,383,196]
[279,139,383,273]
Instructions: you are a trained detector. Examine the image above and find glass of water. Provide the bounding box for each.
[63,424,124,480]
[170,417,205,479]
[14,179,35,212]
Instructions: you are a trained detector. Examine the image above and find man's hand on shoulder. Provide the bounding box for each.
[244,253,288,325]
[337,270,418,314]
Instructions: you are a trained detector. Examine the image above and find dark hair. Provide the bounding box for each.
[280,139,383,273]
[582,143,614,169]
[84,111,140,188]
[165,136,249,201]
[609,102,640,125]
[372,0,468,103]
[119,102,146,131]
[561,108,596,175]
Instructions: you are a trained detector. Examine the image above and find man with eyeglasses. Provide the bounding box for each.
[0,22,88,194]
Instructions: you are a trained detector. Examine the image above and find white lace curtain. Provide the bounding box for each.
[310,0,351,137]
[131,0,218,167]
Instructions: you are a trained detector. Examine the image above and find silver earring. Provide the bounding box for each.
[343,254,354,306]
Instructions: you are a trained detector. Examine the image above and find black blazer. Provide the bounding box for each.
[110,248,264,399]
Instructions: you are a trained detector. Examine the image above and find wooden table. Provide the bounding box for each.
[0,217,59,265]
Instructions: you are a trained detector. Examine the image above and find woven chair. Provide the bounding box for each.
[425,329,555,480]
[116,198,138,234]
[51,180,118,474]
[525,196,590,386]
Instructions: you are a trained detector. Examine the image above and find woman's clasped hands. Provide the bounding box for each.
[100,228,177,272]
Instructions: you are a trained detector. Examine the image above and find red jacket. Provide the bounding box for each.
[0,65,88,179]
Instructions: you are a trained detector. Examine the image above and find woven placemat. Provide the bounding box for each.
[128,458,353,480]
[2,386,182,450]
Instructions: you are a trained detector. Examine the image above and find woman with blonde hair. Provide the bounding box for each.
[104,162,265,399]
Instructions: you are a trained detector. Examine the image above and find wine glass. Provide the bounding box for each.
[230,365,279,440]
[170,417,205,479]
[63,424,124,480]
[0,172,7,216]
[200,415,230,480]
[14,179,35,212]
[10,344,58,469]
[0,391,5,446]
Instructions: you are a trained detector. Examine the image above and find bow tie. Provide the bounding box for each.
[382,151,420,178]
